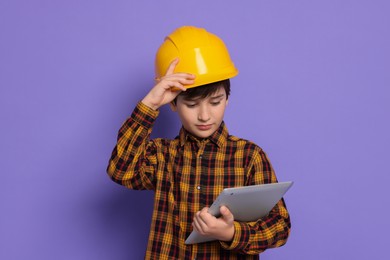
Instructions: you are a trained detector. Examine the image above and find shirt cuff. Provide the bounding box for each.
[220,221,251,251]
[130,101,159,129]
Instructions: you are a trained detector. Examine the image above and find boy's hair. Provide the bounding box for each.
[173,79,231,104]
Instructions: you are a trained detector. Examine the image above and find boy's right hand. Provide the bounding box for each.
[141,58,195,110]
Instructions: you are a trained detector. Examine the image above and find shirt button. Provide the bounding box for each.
[197,186,201,190]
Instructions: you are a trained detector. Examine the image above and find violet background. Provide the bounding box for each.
[1,1,389,259]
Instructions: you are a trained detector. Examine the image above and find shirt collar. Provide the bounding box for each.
[179,122,228,148]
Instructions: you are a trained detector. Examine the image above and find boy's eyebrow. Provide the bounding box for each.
[183,93,225,102]
[210,94,225,99]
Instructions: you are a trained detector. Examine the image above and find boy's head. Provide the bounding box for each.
[170,80,230,139]
[156,26,237,138]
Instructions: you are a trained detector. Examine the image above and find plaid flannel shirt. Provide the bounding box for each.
[107,102,291,259]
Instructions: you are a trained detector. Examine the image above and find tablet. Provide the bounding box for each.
[184,181,293,244]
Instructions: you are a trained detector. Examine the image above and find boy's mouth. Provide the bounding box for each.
[196,124,213,131]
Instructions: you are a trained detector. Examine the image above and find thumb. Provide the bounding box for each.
[220,206,234,222]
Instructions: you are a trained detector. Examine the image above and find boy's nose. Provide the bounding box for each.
[198,106,210,122]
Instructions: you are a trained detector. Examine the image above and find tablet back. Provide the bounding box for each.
[209,181,293,221]
[185,181,293,244]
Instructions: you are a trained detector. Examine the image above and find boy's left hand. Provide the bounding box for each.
[192,206,235,242]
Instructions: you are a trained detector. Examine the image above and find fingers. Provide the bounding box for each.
[156,73,195,92]
[192,212,206,233]
[192,206,235,241]
[162,80,186,92]
[192,208,214,234]
[165,57,179,75]
[142,58,196,109]
[156,73,195,85]
[154,58,196,91]
[220,206,231,216]
[220,206,234,223]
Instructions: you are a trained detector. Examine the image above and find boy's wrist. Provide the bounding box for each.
[220,225,235,242]
[141,97,159,111]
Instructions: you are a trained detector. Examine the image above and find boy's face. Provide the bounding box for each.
[170,86,228,139]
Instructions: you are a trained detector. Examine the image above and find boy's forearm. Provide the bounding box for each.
[107,102,159,189]
[219,148,291,254]
[220,199,291,254]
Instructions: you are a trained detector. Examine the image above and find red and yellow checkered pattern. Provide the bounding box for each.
[107,102,291,259]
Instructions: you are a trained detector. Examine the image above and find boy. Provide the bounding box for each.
[107,26,290,259]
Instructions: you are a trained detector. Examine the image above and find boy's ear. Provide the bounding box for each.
[169,101,177,112]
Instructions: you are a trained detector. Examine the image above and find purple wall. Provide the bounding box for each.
[1,1,389,259]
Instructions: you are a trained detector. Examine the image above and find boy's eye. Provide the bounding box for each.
[185,103,197,108]
[211,101,221,106]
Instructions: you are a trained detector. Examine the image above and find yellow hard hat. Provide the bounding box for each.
[155,26,238,89]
